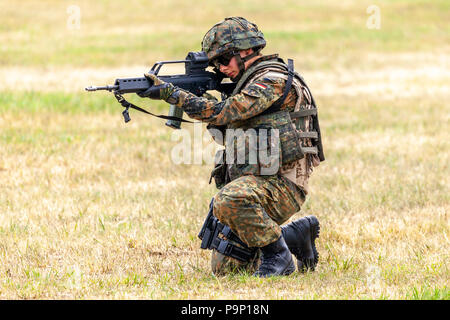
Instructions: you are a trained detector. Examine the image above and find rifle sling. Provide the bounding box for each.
[113,91,194,123]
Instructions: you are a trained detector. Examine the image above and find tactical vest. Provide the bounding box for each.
[210,57,324,194]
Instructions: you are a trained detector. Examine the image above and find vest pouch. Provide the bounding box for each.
[275,111,305,165]
[225,110,304,180]
[253,126,282,176]
[225,128,261,180]
[225,126,281,179]
[248,111,304,166]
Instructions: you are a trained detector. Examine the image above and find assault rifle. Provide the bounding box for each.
[85,51,235,129]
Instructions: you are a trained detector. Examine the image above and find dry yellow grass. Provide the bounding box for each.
[0,0,449,299]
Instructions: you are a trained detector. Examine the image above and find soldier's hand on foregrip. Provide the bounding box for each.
[137,73,176,101]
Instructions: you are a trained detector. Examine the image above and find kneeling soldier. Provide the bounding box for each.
[139,17,324,277]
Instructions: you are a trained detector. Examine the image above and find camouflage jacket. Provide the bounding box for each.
[174,54,298,125]
[174,54,320,193]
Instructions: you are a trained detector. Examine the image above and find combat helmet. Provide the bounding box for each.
[201,17,266,81]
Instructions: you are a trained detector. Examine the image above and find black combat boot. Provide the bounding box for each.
[253,236,295,277]
[282,215,320,272]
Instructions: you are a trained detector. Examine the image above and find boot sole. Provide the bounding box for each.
[297,215,320,273]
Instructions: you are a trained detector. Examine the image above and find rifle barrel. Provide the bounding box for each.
[85,85,119,92]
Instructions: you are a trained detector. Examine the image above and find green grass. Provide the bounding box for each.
[408,286,449,300]
[0,90,163,114]
[0,0,448,67]
[0,90,448,299]
[0,0,449,300]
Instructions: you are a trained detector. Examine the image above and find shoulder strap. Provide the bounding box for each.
[272,59,294,109]
[259,59,294,116]
[231,59,288,95]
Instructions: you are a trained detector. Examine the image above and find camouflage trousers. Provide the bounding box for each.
[211,174,305,275]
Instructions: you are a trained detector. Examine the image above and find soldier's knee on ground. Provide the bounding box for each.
[211,249,260,276]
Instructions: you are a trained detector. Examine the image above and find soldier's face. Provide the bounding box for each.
[218,49,256,79]
[219,56,240,79]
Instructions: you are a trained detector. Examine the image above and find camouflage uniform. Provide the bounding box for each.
[175,54,297,125]
[211,175,305,274]
[173,53,312,274]
[143,17,323,275]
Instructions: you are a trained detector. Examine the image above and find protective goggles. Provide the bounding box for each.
[210,51,237,69]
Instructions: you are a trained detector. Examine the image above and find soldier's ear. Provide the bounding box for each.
[240,48,254,58]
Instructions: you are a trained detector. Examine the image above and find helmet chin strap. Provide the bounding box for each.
[231,50,260,82]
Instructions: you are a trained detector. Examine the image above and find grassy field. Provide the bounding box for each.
[0,0,449,299]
